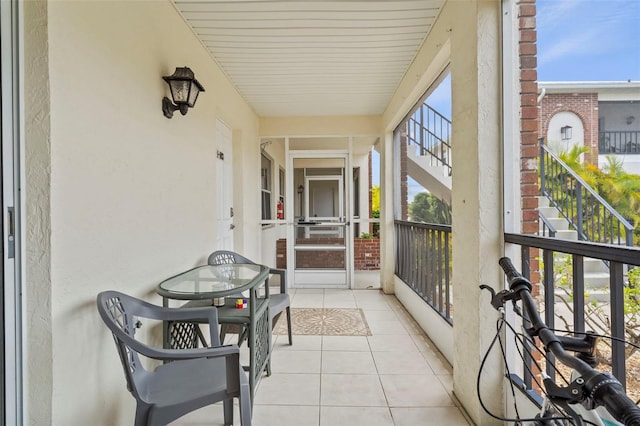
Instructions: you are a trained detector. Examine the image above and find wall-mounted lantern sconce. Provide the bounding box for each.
[561,125,573,140]
[627,116,636,125]
[162,67,205,119]
[297,185,304,194]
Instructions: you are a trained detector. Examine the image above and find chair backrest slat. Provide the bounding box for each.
[97,292,147,399]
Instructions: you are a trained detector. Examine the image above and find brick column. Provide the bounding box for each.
[520,0,540,283]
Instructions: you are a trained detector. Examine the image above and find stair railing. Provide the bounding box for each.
[406,103,452,176]
[539,141,634,246]
[538,209,557,238]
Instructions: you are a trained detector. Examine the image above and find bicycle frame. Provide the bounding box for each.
[478,257,640,425]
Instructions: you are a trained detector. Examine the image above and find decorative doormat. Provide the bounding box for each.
[273,308,371,336]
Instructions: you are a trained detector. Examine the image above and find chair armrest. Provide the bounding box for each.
[150,344,240,362]
[137,304,220,346]
[268,268,287,294]
[125,329,240,361]
[138,303,219,325]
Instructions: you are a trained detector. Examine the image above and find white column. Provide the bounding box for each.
[450,1,504,424]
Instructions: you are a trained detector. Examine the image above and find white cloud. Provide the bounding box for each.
[538,27,604,66]
[538,0,640,79]
[537,0,582,31]
[538,2,633,67]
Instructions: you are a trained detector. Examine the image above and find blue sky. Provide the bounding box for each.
[537,0,640,81]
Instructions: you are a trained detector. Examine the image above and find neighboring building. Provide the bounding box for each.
[538,81,640,173]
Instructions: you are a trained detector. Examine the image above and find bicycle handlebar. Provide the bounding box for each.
[497,257,640,425]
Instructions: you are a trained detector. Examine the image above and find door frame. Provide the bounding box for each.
[1,0,23,422]
[286,148,353,288]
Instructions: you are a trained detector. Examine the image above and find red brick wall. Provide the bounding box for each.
[276,239,287,269]
[520,0,540,283]
[353,238,380,270]
[539,92,599,164]
[520,0,539,236]
[276,238,380,271]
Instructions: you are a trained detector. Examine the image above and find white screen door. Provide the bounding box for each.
[288,153,351,288]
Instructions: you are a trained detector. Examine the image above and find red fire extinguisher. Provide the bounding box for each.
[277,200,284,220]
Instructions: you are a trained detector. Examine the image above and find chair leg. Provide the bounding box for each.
[239,386,252,425]
[220,324,228,344]
[223,398,234,426]
[134,403,150,426]
[286,306,293,345]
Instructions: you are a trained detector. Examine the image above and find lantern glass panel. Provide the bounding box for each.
[170,80,191,104]
[187,87,201,107]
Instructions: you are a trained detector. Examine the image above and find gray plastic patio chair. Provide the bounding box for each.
[208,250,293,346]
[96,290,252,426]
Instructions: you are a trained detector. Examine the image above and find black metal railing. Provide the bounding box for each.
[599,131,640,154]
[540,142,634,246]
[505,233,640,389]
[406,103,452,176]
[394,220,452,324]
[538,210,557,238]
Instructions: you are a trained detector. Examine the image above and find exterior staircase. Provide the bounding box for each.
[406,145,451,204]
[404,103,453,204]
[538,196,612,300]
[537,142,635,301]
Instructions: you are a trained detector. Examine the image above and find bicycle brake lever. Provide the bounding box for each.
[479,285,516,311]
[541,376,588,425]
[543,375,585,405]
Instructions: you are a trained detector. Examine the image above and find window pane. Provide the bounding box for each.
[262,190,272,220]
[394,71,452,224]
[261,154,271,190]
[279,168,285,197]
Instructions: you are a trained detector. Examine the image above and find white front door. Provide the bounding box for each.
[215,119,234,250]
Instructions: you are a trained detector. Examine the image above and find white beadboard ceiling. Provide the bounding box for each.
[173,0,443,117]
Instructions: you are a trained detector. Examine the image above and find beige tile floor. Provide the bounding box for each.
[176,288,473,426]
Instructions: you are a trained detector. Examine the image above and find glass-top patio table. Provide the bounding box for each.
[156,263,271,403]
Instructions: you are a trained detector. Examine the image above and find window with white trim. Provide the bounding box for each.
[261,153,272,220]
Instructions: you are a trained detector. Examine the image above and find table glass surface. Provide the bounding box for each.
[157,264,267,298]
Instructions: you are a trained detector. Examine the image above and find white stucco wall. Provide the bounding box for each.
[599,154,640,175]
[545,111,585,153]
[24,1,53,423]
[30,1,260,424]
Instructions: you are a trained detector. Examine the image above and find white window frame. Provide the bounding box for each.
[261,153,273,221]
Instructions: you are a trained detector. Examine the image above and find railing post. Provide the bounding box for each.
[543,248,556,379]
[576,182,584,240]
[610,261,626,387]
[572,256,585,333]
[539,141,546,195]
[419,106,425,156]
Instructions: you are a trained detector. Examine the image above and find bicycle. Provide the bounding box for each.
[477,256,640,425]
